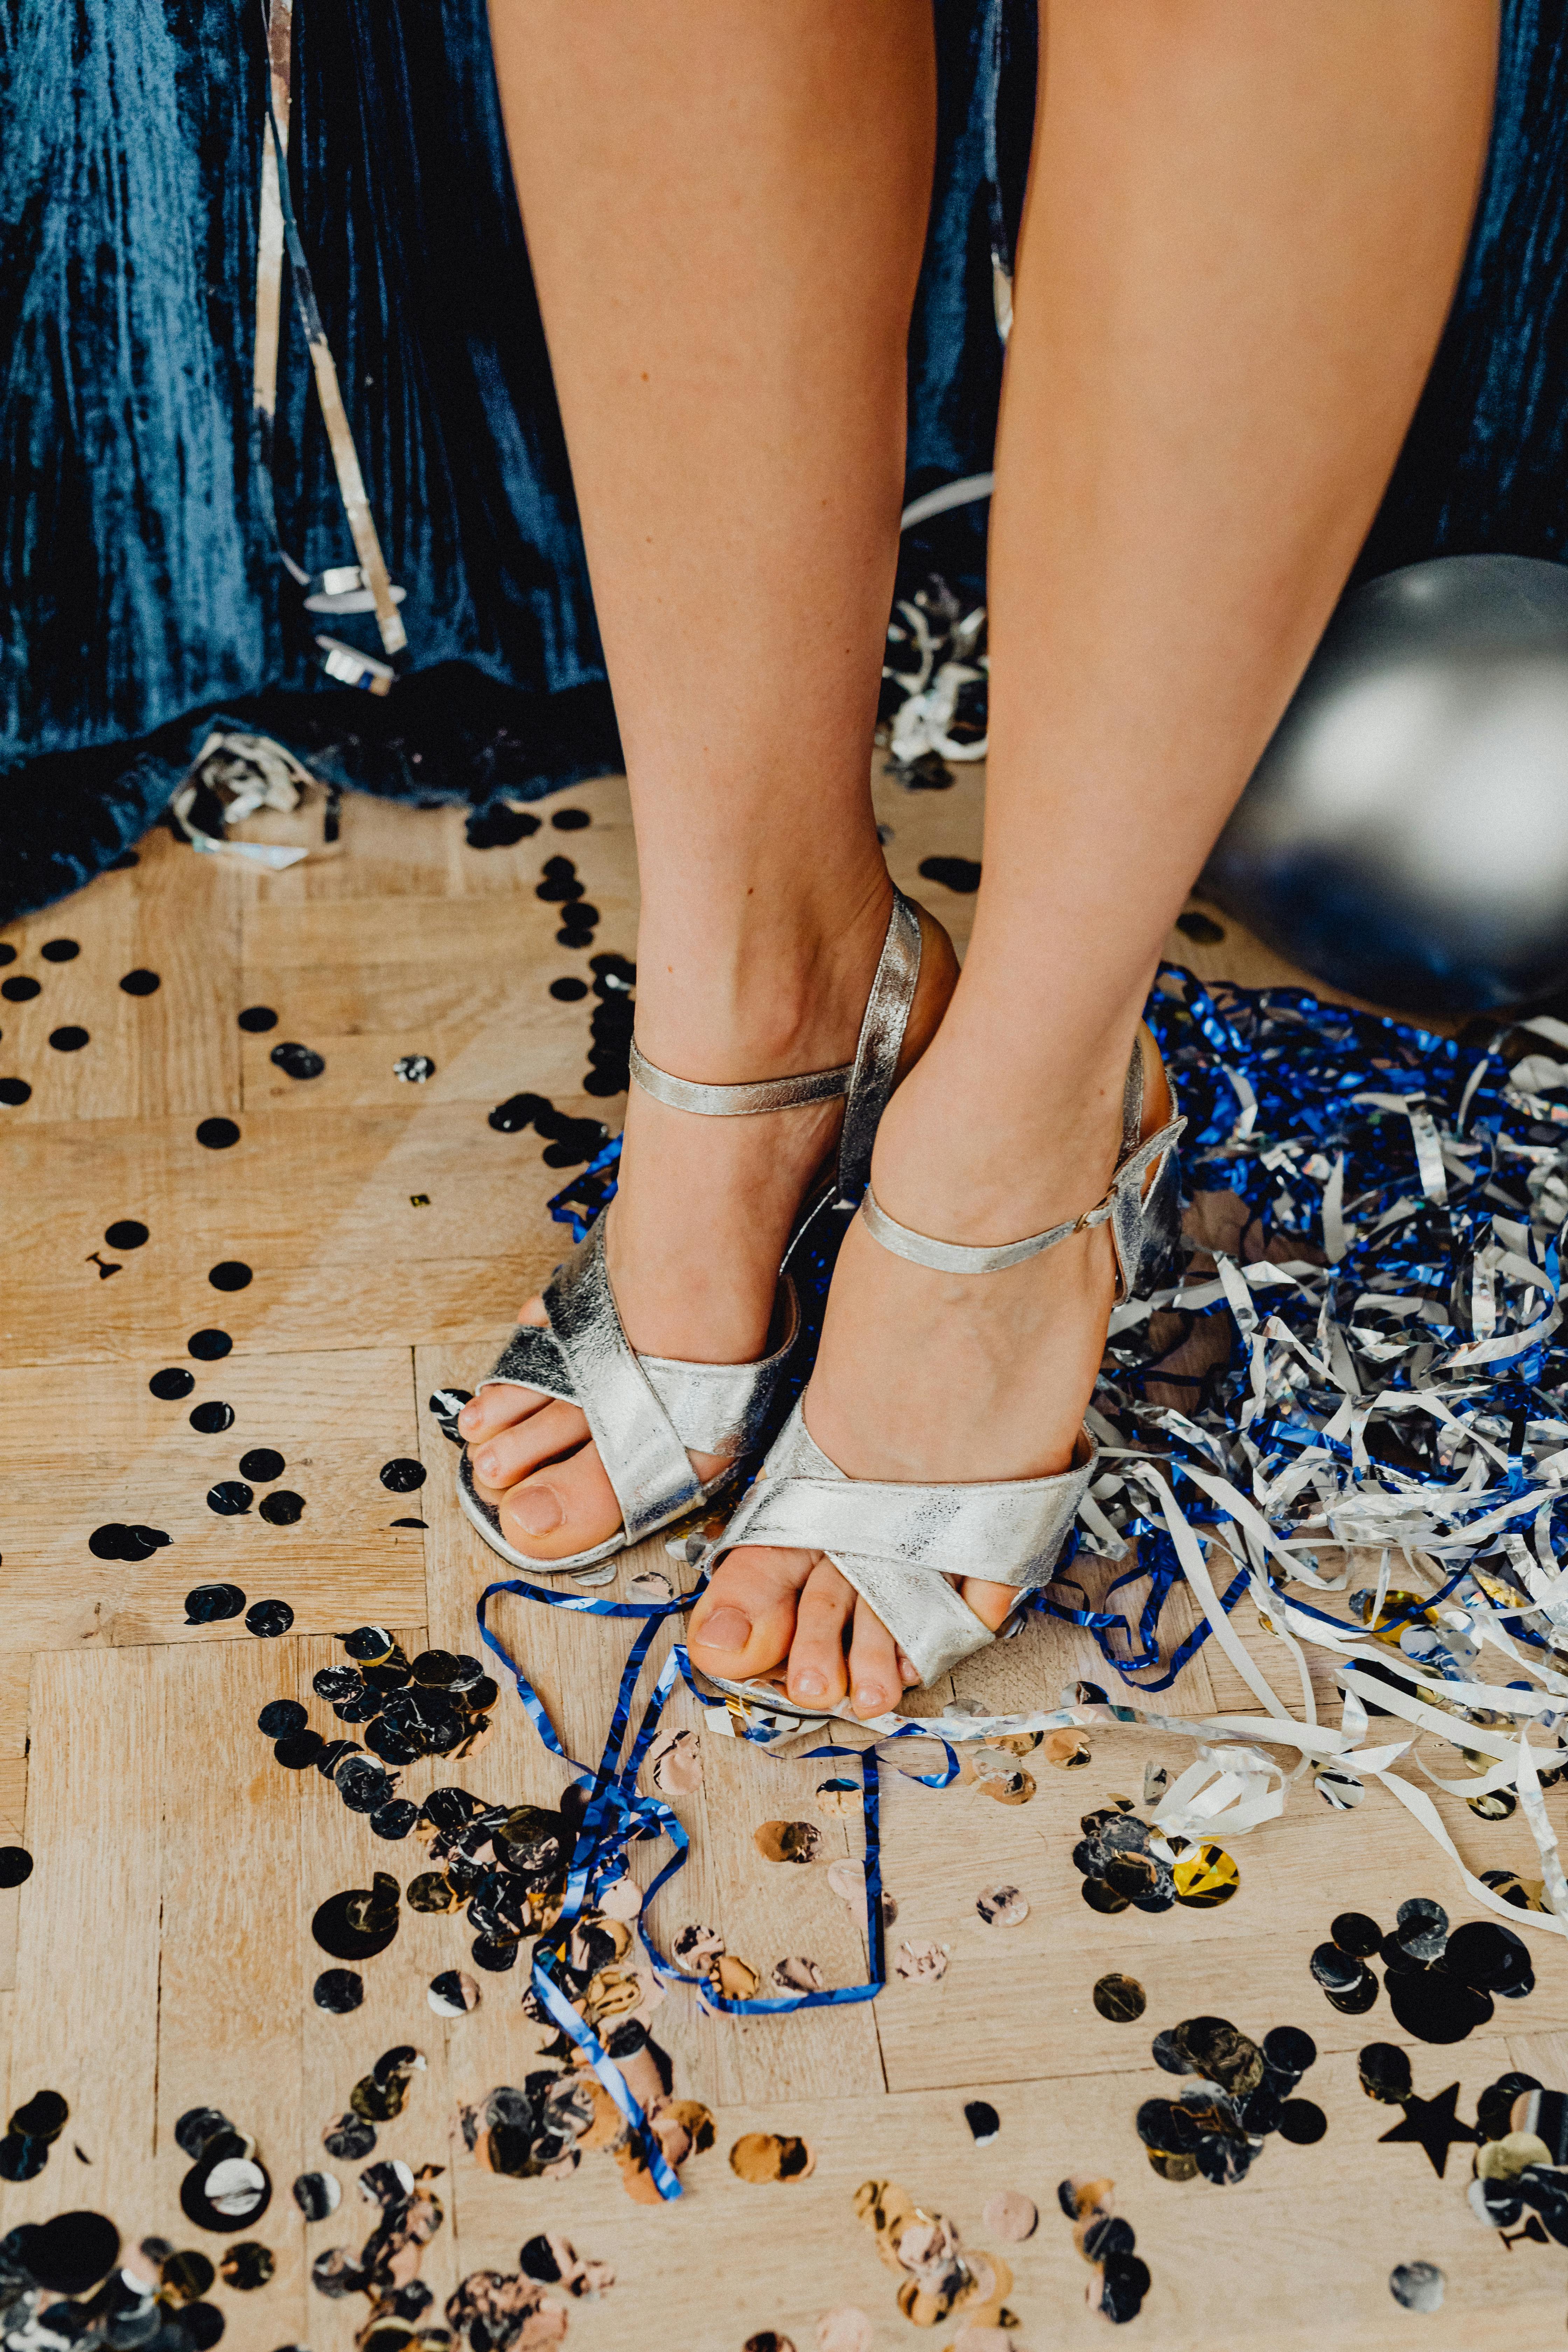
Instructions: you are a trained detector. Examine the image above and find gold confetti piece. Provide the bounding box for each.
[973,1763,1036,1806]
[894,1938,950,1984]
[755,1818,823,1864]
[975,1884,1029,1927]
[815,2309,874,2352]
[729,2132,816,2184]
[1171,1841,1240,1907]
[773,1956,825,1993]
[714,1954,762,2001]
[1092,1972,1147,2023]
[1042,1728,1093,1769]
[981,2190,1037,2242]
[1477,2132,1553,2177]
[646,1725,704,1795]
[596,1876,643,1921]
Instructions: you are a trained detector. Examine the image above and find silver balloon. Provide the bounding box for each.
[1203,554,1568,1014]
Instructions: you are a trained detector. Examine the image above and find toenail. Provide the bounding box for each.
[475,1450,498,1482]
[509,1485,564,1535]
[696,1606,752,1653]
[792,1668,826,1698]
[459,1403,481,1429]
[854,1682,885,1713]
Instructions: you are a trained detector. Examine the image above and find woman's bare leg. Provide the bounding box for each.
[463,4,954,1557]
[690,0,1499,1713]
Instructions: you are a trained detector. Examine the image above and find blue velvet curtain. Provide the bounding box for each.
[2,1,1565,919]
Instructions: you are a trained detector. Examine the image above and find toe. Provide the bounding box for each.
[458,1381,550,1446]
[958,1577,1020,1633]
[688,1545,820,1685]
[848,1596,905,1720]
[470,1398,593,1497]
[497,1435,623,1562]
[783,1559,854,1710]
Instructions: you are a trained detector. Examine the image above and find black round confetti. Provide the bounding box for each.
[1278,2099,1328,2145]
[963,2100,1000,2142]
[175,2109,233,2161]
[1240,2081,1285,2136]
[550,807,591,831]
[0,1079,31,1107]
[470,1936,519,1972]
[323,2113,377,2161]
[48,1027,89,1052]
[0,944,13,964]
[1328,1910,1382,1956]
[1358,2042,1414,2104]
[313,1969,364,2015]
[189,1401,235,1434]
[119,969,161,995]
[1093,1972,1147,2024]
[1443,1918,1534,1994]
[549,976,588,1001]
[104,1220,148,1250]
[259,1490,306,1526]
[245,1600,294,1639]
[185,1583,247,1623]
[1,976,40,1002]
[237,1007,278,1033]
[257,1700,306,1738]
[208,1261,252,1292]
[219,2242,274,2291]
[916,854,981,893]
[292,2171,340,2221]
[195,1118,240,1150]
[206,1481,254,1517]
[1099,2252,1151,2324]
[314,1667,365,1703]
[26,2211,120,2295]
[1478,2070,1541,2140]
[178,2127,271,2234]
[312,1875,400,1962]
[370,1800,419,1841]
[150,1367,196,1400]
[88,1522,171,1563]
[10,2091,67,2141]
[0,2135,46,2181]
[378,1458,426,1493]
[1081,1878,1130,1916]
[239,1448,285,1482]
[1083,2216,1136,2263]
[1311,1942,1374,1998]
[1386,1966,1492,2044]
[345,1625,394,1660]
[270,1042,325,1080]
[184,2304,225,2349]
[40,940,79,962]
[0,1848,33,1889]
[1394,1897,1449,1962]
[188,1329,233,1359]
[389,1516,428,1529]
[1261,2025,1317,2078]
[274,1729,325,1770]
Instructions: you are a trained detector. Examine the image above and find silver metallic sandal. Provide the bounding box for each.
[457,889,925,1573]
[696,1034,1185,1711]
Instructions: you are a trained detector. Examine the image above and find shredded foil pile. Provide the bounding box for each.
[705,970,1568,1933]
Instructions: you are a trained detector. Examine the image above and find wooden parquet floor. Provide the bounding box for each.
[0,767,1561,2352]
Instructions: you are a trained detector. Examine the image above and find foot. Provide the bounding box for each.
[686,1020,1173,1716]
[459,883,959,1563]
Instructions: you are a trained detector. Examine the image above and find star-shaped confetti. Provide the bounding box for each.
[1378,2082,1477,2177]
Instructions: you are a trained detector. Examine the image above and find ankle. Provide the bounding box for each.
[868,1009,1153,1246]
[632,864,896,1080]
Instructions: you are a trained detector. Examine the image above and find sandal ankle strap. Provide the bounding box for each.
[627,888,922,1203]
[860,1042,1185,1289]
